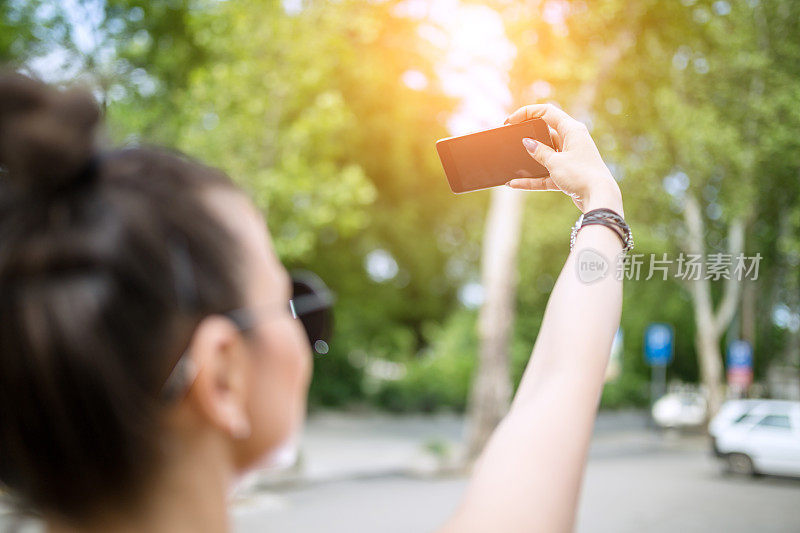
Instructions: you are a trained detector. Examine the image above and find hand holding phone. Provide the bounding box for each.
[435,119,554,194]
[504,104,622,213]
[436,105,622,214]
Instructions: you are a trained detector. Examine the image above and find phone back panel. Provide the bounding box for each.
[436,119,553,193]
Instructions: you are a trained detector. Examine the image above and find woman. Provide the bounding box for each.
[0,72,627,532]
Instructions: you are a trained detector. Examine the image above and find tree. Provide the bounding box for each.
[469,0,800,442]
[682,196,744,412]
[8,0,799,414]
[466,187,523,460]
[150,0,470,404]
[575,0,800,413]
[8,0,468,407]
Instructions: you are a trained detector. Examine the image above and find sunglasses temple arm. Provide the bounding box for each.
[290,293,335,317]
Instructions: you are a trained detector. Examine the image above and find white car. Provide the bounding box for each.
[652,392,707,428]
[709,399,800,477]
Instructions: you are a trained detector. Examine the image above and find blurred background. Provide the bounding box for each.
[2,0,799,531]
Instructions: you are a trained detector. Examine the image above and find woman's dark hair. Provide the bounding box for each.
[0,71,248,523]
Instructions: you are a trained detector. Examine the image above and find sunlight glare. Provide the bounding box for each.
[420,0,516,135]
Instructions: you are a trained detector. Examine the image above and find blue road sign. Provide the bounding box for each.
[727,340,753,369]
[644,323,674,366]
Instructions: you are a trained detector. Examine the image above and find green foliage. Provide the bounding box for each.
[600,372,651,410]
[307,344,365,409]
[9,0,800,412]
[502,0,800,391]
[375,310,477,413]
[0,0,40,62]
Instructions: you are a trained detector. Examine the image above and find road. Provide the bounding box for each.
[232,414,800,532]
[3,412,799,532]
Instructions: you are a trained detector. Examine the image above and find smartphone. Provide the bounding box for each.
[436,119,554,194]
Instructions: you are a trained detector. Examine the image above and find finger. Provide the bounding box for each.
[506,177,560,191]
[505,104,542,124]
[506,103,576,138]
[522,137,556,167]
[548,126,562,151]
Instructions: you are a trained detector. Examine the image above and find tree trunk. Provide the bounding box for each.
[465,187,525,460]
[682,193,745,416]
[741,280,756,347]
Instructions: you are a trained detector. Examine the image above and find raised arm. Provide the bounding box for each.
[441,104,626,533]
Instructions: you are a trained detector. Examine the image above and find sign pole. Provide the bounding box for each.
[726,340,753,398]
[644,323,674,428]
[653,364,666,404]
[649,364,666,428]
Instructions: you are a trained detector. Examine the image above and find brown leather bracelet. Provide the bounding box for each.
[570,208,633,252]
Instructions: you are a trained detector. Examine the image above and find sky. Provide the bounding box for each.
[31,0,516,137]
[394,0,516,136]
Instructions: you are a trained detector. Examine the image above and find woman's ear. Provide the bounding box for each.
[185,315,251,439]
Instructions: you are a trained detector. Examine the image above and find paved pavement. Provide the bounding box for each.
[233,412,800,532]
[4,411,800,532]
[577,442,800,532]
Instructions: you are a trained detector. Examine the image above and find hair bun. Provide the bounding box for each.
[0,71,100,195]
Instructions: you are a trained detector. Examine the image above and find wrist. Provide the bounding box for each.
[584,182,623,216]
[570,203,633,253]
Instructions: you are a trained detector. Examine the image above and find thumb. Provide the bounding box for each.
[522,138,555,168]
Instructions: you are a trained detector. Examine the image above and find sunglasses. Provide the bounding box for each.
[161,270,334,402]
